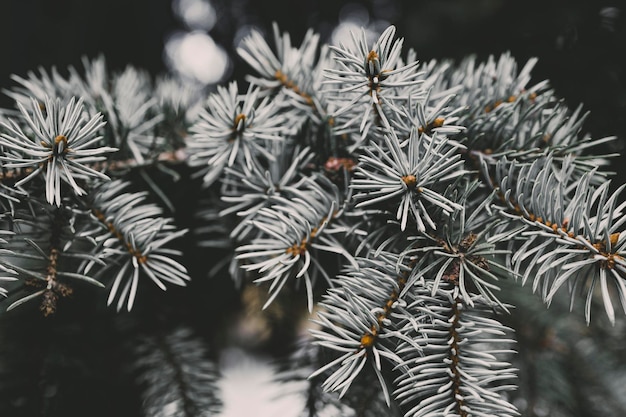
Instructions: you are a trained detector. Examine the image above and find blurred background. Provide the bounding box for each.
[0,1,625,416]
[0,0,624,156]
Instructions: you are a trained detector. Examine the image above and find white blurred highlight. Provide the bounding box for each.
[164,30,230,85]
[172,0,217,31]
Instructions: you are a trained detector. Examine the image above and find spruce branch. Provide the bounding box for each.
[81,179,190,311]
[0,230,17,298]
[322,25,424,145]
[219,143,316,240]
[134,326,222,417]
[1,55,193,179]
[236,22,353,159]
[0,96,115,206]
[486,154,626,324]
[277,338,404,417]
[350,127,465,232]
[404,184,514,310]
[0,203,104,314]
[235,174,355,312]
[394,282,518,417]
[452,56,616,185]
[308,252,413,406]
[2,65,71,112]
[187,81,297,186]
[1,17,625,417]
[237,22,322,110]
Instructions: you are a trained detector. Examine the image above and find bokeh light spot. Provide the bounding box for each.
[172,0,217,31]
[164,30,230,85]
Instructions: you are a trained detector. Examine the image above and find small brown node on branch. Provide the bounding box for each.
[402,174,417,188]
[593,232,621,252]
[485,99,504,113]
[41,290,58,317]
[367,50,379,63]
[126,243,148,263]
[603,254,618,269]
[360,331,377,349]
[286,239,308,257]
[418,117,446,135]
[324,157,356,172]
[233,113,246,129]
[591,233,623,269]
[443,260,461,283]
[459,233,478,252]
[50,134,70,157]
[275,69,287,84]
[40,282,73,317]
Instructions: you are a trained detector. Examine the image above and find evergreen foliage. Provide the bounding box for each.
[1,21,626,416]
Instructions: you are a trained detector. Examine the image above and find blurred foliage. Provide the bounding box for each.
[1,0,623,179]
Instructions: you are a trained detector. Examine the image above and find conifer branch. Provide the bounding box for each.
[1,18,625,417]
[480,154,626,323]
[308,253,412,406]
[0,203,105,313]
[235,175,354,312]
[134,326,221,417]
[394,283,518,417]
[237,23,322,111]
[81,180,190,311]
[36,209,72,316]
